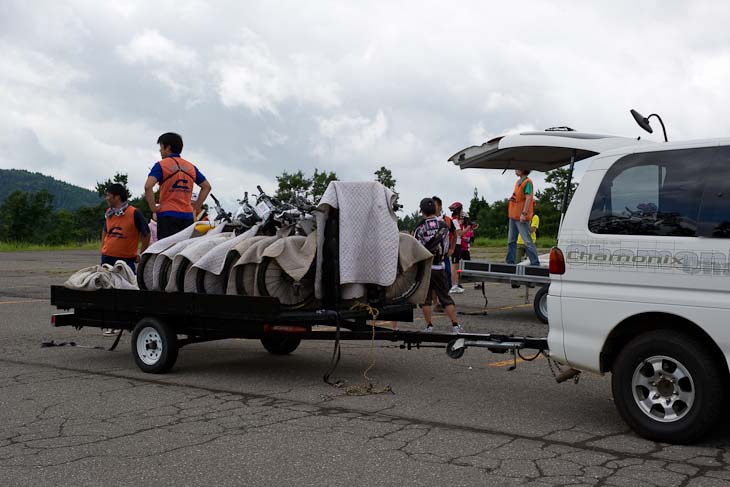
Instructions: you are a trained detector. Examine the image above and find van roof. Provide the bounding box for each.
[449,131,654,172]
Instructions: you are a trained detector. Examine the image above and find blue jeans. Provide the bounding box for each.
[506,219,539,265]
[443,255,452,288]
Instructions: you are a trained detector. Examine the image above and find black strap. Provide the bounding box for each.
[160,157,196,185]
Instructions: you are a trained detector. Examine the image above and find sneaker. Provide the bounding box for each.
[424,325,434,333]
[452,325,464,335]
[449,285,465,294]
[474,283,483,290]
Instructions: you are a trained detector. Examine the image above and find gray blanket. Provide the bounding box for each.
[315,181,399,300]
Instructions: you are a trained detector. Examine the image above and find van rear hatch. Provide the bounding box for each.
[449,131,652,172]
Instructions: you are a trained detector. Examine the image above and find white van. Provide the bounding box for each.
[451,131,730,443]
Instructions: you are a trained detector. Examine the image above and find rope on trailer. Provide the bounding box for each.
[323,311,344,387]
[322,304,394,395]
[342,304,393,396]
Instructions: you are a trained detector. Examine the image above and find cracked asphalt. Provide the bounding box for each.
[2,250,730,486]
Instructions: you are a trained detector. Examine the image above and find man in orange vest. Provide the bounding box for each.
[101,183,151,274]
[506,168,540,266]
[144,132,212,239]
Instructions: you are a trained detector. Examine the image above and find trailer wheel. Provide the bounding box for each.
[261,336,301,355]
[131,318,179,374]
[446,340,465,359]
[533,285,549,324]
[611,330,724,443]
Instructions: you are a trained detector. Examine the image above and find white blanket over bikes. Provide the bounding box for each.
[315,181,399,300]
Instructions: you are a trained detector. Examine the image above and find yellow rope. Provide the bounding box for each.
[343,303,392,396]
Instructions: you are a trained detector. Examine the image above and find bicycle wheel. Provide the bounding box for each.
[158,257,172,291]
[257,257,315,309]
[138,253,154,290]
[234,262,258,295]
[385,259,427,303]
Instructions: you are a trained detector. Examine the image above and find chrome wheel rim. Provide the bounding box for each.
[137,327,163,366]
[631,355,695,423]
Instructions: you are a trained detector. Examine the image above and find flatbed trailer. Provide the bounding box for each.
[458,260,550,323]
[50,285,549,374]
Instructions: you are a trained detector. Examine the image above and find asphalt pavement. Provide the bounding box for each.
[1,250,730,486]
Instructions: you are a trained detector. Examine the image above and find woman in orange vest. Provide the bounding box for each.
[144,132,212,239]
[101,183,151,274]
[506,169,540,266]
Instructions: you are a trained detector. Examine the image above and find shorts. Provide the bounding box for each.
[450,244,463,264]
[157,216,194,240]
[421,268,455,307]
[461,249,471,261]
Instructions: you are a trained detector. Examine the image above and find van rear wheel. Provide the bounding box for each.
[611,330,724,443]
[533,285,548,324]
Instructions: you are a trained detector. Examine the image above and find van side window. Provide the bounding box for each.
[588,148,712,236]
[698,146,730,238]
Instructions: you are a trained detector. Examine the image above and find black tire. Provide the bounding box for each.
[195,267,208,294]
[159,258,172,290]
[446,340,465,359]
[385,260,427,304]
[234,263,257,295]
[175,258,191,292]
[138,254,153,290]
[611,330,725,443]
[131,317,179,374]
[257,257,315,309]
[533,285,549,324]
[261,336,301,355]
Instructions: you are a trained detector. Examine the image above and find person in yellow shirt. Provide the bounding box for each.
[516,214,540,263]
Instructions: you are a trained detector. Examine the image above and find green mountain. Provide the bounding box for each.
[0,169,103,211]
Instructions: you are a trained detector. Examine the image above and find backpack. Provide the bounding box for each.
[416,219,449,263]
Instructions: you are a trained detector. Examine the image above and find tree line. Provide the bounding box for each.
[0,167,396,245]
[0,165,574,245]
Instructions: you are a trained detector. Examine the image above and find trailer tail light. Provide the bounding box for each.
[263,324,308,333]
[50,315,57,326]
[549,247,566,275]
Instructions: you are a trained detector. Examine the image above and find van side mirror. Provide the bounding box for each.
[630,109,653,134]
[630,109,668,142]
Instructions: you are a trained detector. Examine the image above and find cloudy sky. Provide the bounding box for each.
[1,0,729,214]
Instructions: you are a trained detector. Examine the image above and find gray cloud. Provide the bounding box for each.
[1,0,729,214]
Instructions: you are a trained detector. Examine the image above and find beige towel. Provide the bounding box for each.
[262,233,317,282]
[64,261,138,291]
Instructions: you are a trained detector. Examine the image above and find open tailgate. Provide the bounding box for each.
[449,131,652,172]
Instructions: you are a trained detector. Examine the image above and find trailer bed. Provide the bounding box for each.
[50,285,548,374]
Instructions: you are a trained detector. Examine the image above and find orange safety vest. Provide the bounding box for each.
[508,177,534,221]
[158,156,196,214]
[102,206,140,258]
